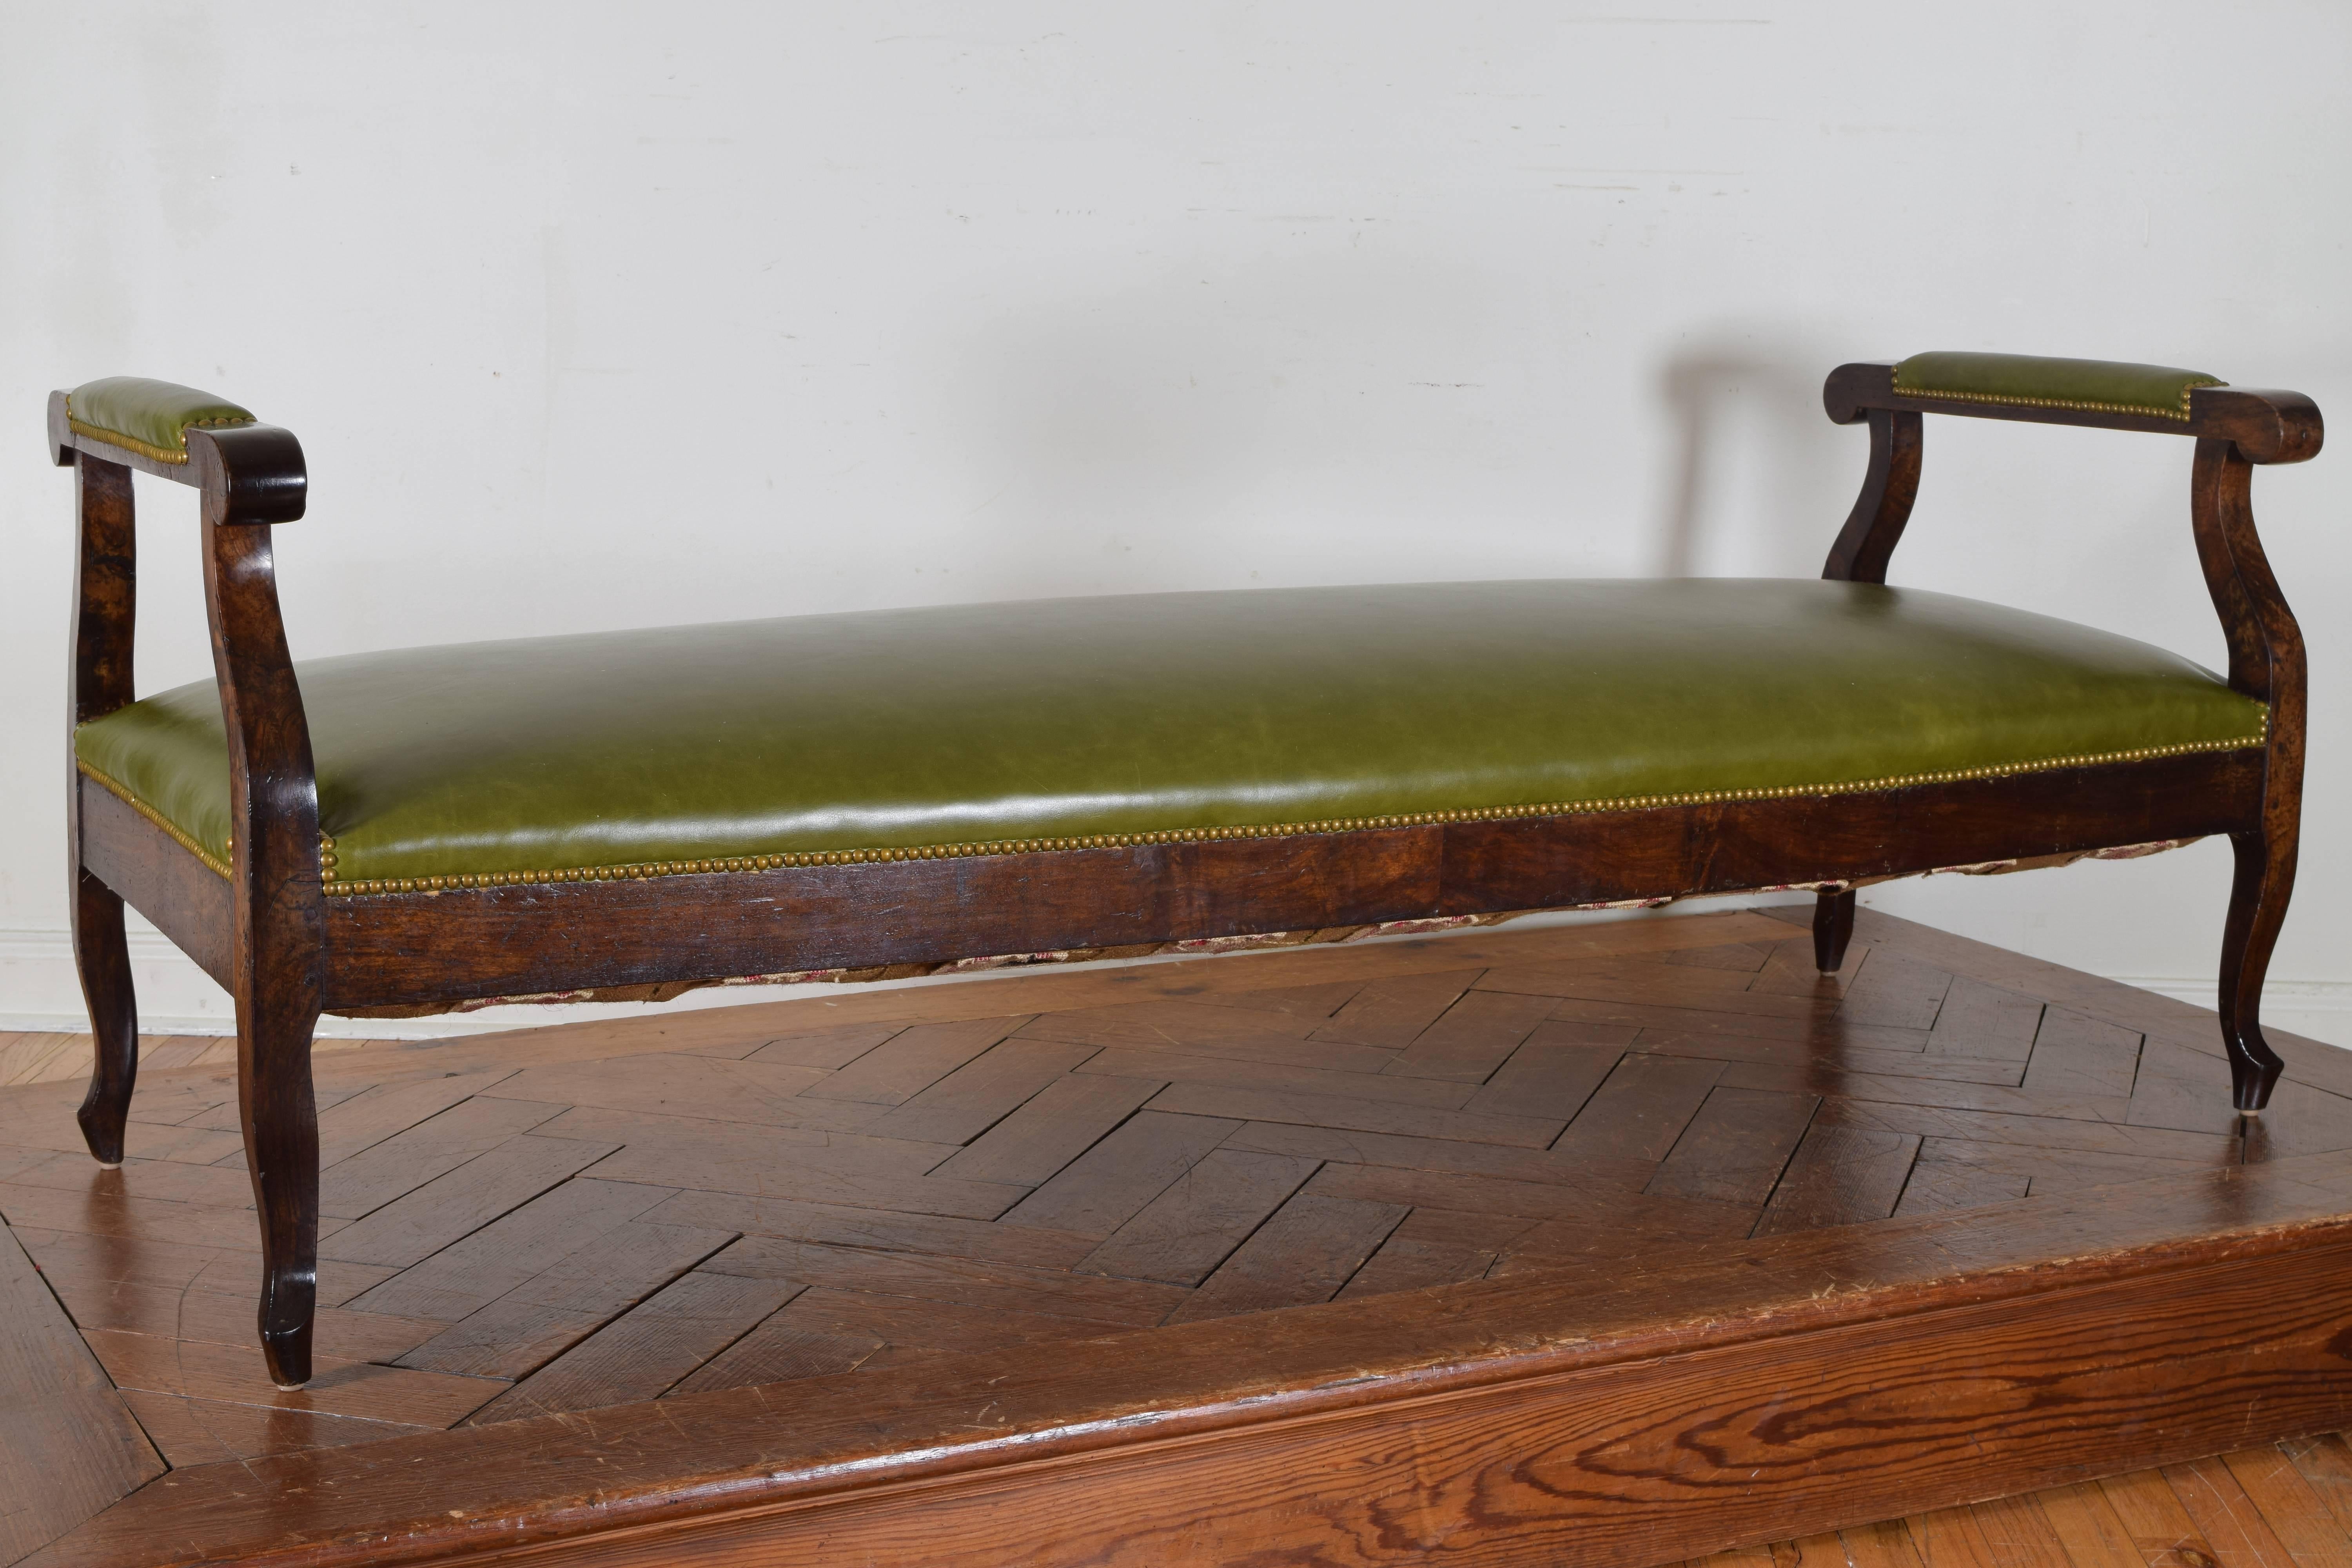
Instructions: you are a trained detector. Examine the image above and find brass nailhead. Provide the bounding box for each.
[1890,382,2214,423]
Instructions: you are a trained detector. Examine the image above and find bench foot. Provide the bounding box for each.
[2221,829,2293,1114]
[1812,889,1856,974]
[236,993,321,1390]
[71,871,138,1166]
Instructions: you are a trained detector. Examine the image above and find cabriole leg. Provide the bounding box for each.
[2219,828,2295,1113]
[71,869,138,1166]
[1812,888,1857,975]
[237,991,321,1388]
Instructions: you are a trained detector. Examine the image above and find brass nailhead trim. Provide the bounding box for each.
[76,762,233,878]
[308,728,2266,898]
[79,761,337,881]
[65,408,257,466]
[1888,378,2222,423]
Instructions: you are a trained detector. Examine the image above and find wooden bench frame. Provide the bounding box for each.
[49,361,2321,1388]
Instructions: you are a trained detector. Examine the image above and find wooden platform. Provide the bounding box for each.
[7,904,2352,1567]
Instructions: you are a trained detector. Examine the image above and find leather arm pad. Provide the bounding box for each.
[1825,356,2321,462]
[55,376,256,466]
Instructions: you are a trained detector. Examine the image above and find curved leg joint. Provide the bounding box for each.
[2220,829,2295,1115]
[2230,1045,2285,1116]
[259,1271,318,1390]
[72,872,138,1166]
[1813,889,1857,975]
[239,996,321,1388]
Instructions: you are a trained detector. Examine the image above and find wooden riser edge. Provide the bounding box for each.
[472,1241,2352,1568]
[36,1150,2352,1568]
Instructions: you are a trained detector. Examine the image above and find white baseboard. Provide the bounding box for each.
[2106,976,2352,1048]
[2,922,2347,1049]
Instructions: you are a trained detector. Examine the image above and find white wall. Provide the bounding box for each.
[2,2,2346,1041]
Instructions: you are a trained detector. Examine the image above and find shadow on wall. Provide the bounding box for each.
[912,258,1877,598]
[1651,337,1871,580]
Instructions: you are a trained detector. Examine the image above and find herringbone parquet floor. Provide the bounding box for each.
[5,902,2352,1564]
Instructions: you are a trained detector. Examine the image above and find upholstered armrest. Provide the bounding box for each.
[49,378,307,521]
[1893,352,2223,422]
[1825,353,2321,463]
[56,376,256,465]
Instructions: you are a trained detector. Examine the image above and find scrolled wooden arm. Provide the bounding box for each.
[188,424,309,523]
[1818,350,2316,1110]
[48,383,309,512]
[50,381,323,934]
[53,385,316,802]
[58,380,324,1381]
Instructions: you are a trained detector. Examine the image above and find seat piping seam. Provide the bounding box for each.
[65,412,258,466]
[75,728,2268,898]
[246,726,2267,897]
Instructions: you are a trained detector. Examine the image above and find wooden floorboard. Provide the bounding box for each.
[0,1220,163,1563]
[29,1150,2352,1567]
[7,904,2352,1566]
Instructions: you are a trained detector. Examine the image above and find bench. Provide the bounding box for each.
[49,352,2321,1388]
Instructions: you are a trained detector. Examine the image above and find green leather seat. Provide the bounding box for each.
[73,579,2264,897]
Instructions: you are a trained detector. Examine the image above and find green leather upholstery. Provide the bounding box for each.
[66,377,256,465]
[73,579,2265,895]
[1893,353,2225,421]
